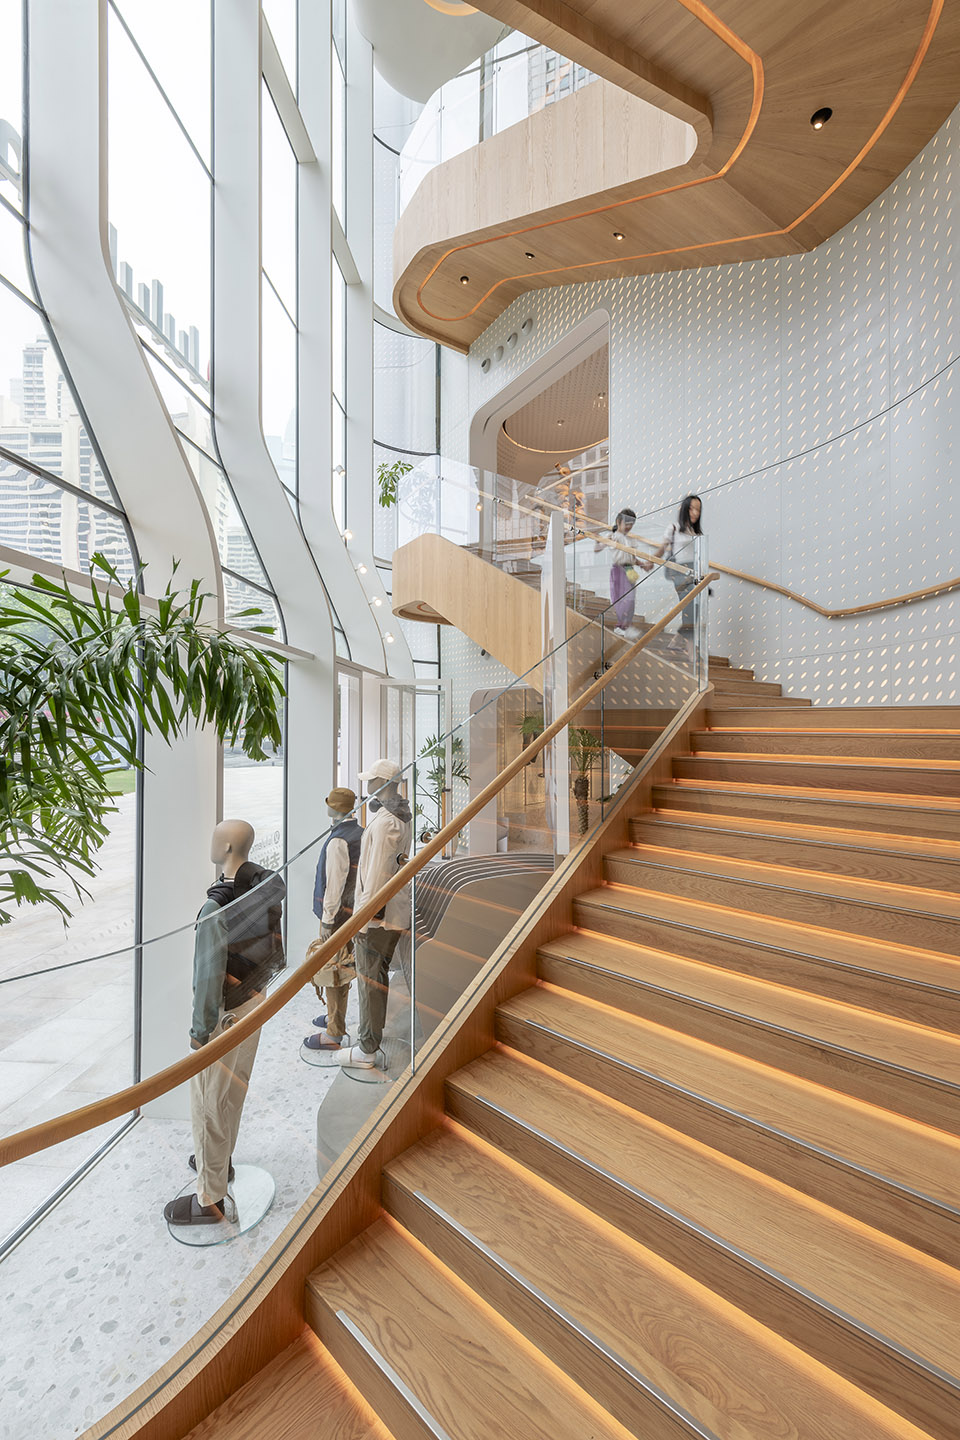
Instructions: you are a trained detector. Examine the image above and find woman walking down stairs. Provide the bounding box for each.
[172,700,960,1440]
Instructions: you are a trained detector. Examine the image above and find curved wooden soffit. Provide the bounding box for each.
[394,0,960,351]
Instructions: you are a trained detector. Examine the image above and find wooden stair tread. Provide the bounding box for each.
[693,730,960,759]
[575,883,960,995]
[616,842,960,921]
[384,1122,939,1440]
[635,811,960,865]
[540,926,960,1087]
[184,1334,395,1440]
[496,985,960,1216]
[307,1218,636,1440]
[688,750,960,771]
[707,706,960,730]
[668,776,960,811]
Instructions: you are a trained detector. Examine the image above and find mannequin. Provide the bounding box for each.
[336,759,411,1069]
[163,819,285,1227]
[303,788,363,1052]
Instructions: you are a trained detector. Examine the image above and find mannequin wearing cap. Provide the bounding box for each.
[337,758,412,1069]
[303,788,363,1051]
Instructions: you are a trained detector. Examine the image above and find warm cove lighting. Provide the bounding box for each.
[422,0,478,13]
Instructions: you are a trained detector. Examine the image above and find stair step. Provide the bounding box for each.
[605,846,960,957]
[493,984,960,1270]
[653,780,960,841]
[674,754,960,797]
[543,916,960,1124]
[709,705,960,730]
[306,1217,637,1440]
[185,1334,395,1440]
[385,1120,954,1440]
[710,677,783,694]
[709,692,812,708]
[694,728,960,759]
[573,883,960,1036]
[630,812,960,893]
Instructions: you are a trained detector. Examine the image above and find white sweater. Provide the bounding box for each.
[355,801,413,932]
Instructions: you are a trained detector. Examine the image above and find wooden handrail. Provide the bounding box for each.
[0,574,715,1168]
[473,479,960,617]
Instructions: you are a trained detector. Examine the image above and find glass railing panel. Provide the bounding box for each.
[0,567,709,1438]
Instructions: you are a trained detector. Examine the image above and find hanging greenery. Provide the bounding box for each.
[0,558,285,925]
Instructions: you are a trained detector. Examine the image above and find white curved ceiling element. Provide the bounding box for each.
[353,0,509,102]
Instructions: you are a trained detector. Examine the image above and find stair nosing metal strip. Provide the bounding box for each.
[408,1192,719,1440]
[336,1310,456,1440]
[537,952,960,1092]
[494,1015,960,1220]
[573,895,960,999]
[436,1106,960,1392]
[606,856,960,929]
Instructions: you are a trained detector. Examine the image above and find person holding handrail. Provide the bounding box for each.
[650,493,704,635]
[596,507,642,638]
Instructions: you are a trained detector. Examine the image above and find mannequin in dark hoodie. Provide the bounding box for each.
[163,819,285,1227]
[336,759,412,1070]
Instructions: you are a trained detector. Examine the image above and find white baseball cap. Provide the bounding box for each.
[358,757,401,784]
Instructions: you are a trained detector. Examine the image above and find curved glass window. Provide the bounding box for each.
[374,321,437,455]
[0,0,23,213]
[109,0,211,165]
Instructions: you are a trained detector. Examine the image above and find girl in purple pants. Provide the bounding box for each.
[599,508,641,635]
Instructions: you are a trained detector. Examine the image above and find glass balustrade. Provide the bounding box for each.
[0,563,708,1438]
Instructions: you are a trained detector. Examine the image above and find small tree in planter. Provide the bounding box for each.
[568,726,602,835]
[0,559,285,924]
[414,732,469,850]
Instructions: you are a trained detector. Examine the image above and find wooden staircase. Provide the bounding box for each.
[189,702,960,1440]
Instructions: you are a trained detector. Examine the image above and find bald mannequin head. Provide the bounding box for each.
[210,819,255,878]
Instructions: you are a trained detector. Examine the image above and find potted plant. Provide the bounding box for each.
[568,726,602,835]
[414,733,469,852]
[0,558,285,924]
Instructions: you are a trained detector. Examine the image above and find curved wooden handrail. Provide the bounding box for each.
[474,477,960,618]
[0,573,715,1169]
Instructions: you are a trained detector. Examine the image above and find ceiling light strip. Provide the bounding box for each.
[416,0,941,326]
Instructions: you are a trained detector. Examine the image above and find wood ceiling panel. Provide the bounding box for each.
[393,0,960,351]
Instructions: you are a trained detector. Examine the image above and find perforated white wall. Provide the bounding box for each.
[464,104,960,706]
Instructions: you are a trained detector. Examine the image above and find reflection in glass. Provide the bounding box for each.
[262,280,297,492]
[0,0,23,212]
[261,81,297,316]
[108,8,212,376]
[111,0,211,164]
[0,455,133,577]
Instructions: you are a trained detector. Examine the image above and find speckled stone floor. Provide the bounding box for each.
[0,971,414,1440]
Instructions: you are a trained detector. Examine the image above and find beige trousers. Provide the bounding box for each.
[189,991,263,1206]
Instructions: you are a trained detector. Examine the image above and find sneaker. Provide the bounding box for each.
[624,625,642,641]
[335,1045,378,1069]
[613,626,626,637]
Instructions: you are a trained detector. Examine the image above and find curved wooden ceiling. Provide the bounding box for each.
[393,0,960,351]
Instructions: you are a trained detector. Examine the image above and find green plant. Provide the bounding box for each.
[0,558,285,924]
[414,732,469,838]
[376,457,413,509]
[568,726,601,835]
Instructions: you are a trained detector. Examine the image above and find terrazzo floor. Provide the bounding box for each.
[0,971,414,1440]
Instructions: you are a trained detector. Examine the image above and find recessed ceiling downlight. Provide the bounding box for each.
[810,107,833,130]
